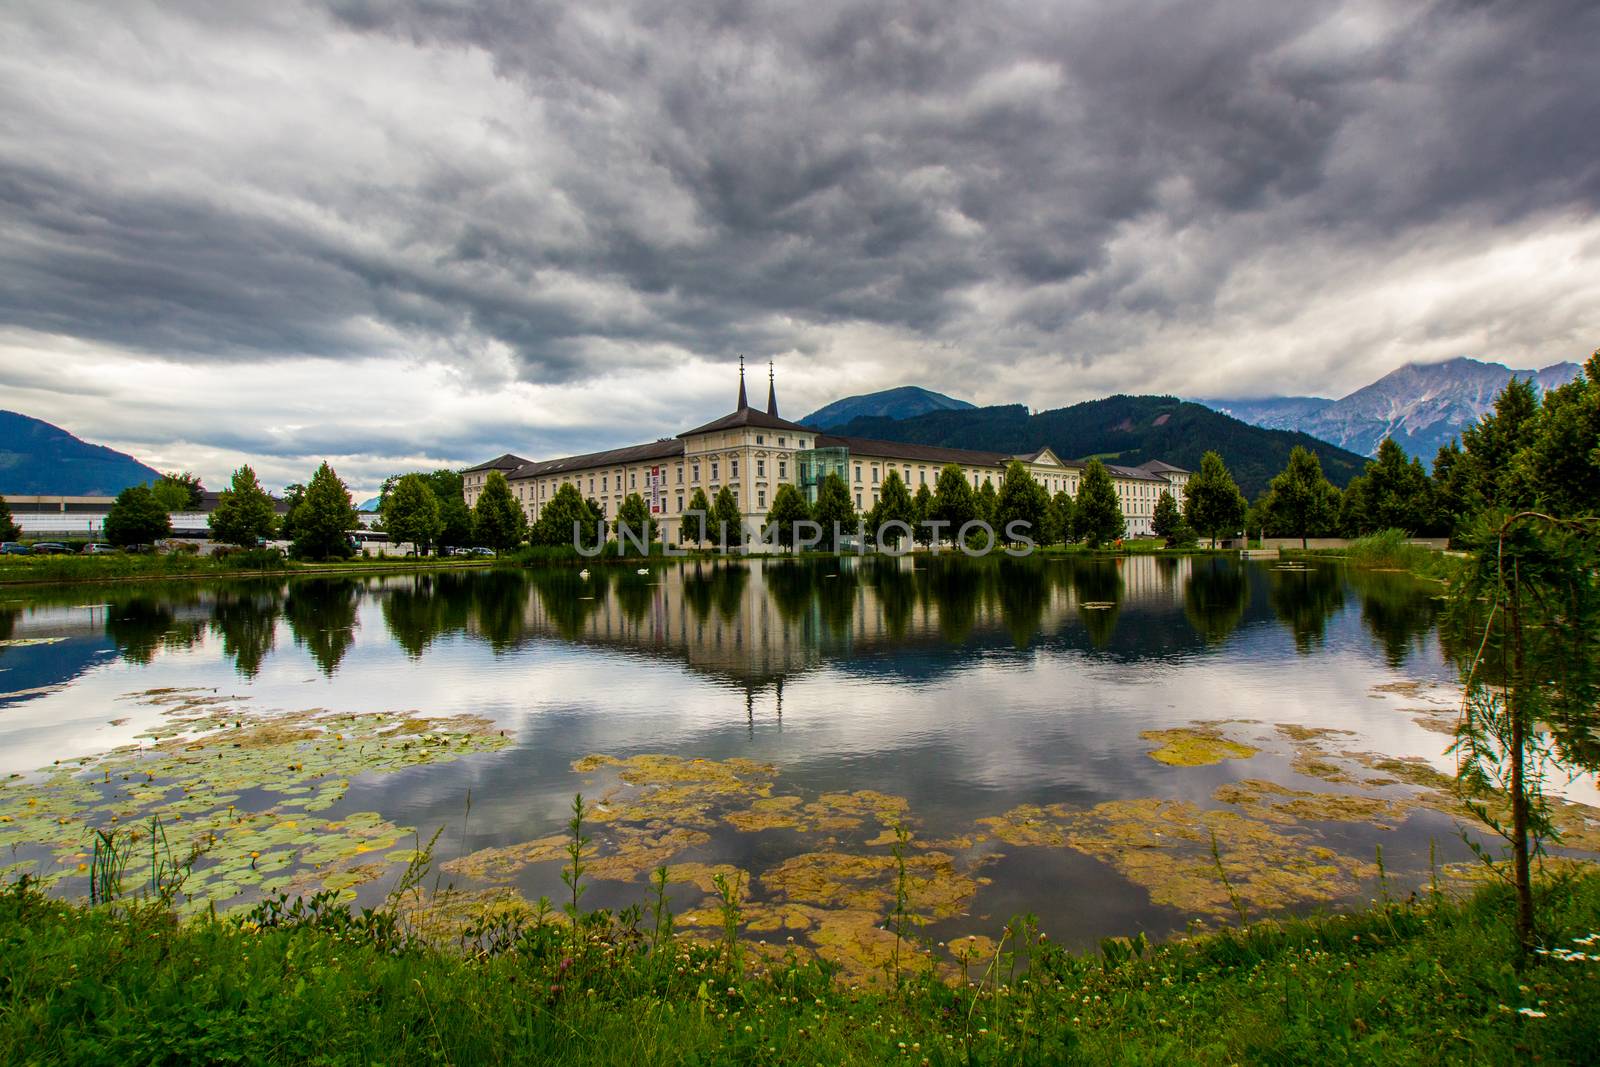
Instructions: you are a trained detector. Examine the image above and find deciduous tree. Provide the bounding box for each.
[811,473,855,551]
[105,484,173,547]
[471,470,526,554]
[765,483,812,550]
[868,470,916,548]
[994,461,1049,545]
[381,473,443,554]
[290,462,360,560]
[1262,446,1340,549]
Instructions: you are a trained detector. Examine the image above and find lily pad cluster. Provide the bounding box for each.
[0,687,510,911]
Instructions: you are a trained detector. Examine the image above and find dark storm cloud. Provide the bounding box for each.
[1,0,1597,478]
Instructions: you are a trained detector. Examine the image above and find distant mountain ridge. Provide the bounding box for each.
[802,386,974,429]
[0,410,161,496]
[1205,357,1581,460]
[831,395,1369,498]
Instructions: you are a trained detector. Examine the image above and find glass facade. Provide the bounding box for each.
[795,446,849,504]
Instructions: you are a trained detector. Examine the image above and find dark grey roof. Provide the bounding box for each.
[816,434,1017,467]
[1137,459,1190,475]
[463,453,532,474]
[510,438,684,478]
[1107,464,1167,483]
[679,407,814,437]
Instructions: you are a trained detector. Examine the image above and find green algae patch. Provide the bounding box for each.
[573,753,778,829]
[443,834,572,882]
[724,790,910,833]
[1213,779,1413,827]
[0,691,511,912]
[1140,726,1258,767]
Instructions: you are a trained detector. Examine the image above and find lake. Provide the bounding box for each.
[3,556,1595,975]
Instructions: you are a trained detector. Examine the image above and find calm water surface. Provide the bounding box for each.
[1,556,1560,951]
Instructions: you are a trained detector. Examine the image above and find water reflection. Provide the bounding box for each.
[0,556,1452,691]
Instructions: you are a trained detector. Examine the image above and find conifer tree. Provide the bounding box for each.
[765,483,812,550]
[711,486,745,548]
[1075,460,1125,548]
[868,470,916,548]
[683,487,713,546]
[1048,489,1075,546]
[931,464,977,546]
[811,473,855,551]
[208,465,278,547]
[531,483,593,548]
[615,492,659,549]
[290,462,360,560]
[1151,489,1188,547]
[911,483,935,548]
[1183,451,1246,548]
[0,493,20,542]
[471,470,526,554]
[994,460,1049,544]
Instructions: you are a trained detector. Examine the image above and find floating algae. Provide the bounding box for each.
[724,790,909,833]
[573,753,777,828]
[0,690,510,911]
[1212,779,1413,827]
[1140,726,1258,767]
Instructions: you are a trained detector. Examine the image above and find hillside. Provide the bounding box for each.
[802,386,973,429]
[833,396,1369,498]
[1206,357,1581,460]
[0,411,161,496]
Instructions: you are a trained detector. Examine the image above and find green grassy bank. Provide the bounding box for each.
[3,873,1595,1065]
[1284,529,1463,583]
[0,552,504,588]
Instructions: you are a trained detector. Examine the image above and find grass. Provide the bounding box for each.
[0,551,502,586]
[2,863,1595,1064]
[1287,529,1463,583]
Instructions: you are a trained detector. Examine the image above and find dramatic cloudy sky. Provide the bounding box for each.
[2,0,1596,493]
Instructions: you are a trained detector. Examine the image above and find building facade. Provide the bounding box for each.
[463,365,1190,543]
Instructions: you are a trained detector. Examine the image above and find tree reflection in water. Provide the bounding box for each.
[1267,564,1346,654]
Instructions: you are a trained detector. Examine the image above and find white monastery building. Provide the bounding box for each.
[464,363,1190,542]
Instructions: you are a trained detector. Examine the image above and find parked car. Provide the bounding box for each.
[81,543,117,555]
[465,546,496,557]
[29,542,72,555]
[0,542,30,556]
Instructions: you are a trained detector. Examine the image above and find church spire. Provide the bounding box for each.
[736,355,748,410]
[766,359,778,416]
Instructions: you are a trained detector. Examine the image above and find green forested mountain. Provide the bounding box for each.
[830,395,1369,498]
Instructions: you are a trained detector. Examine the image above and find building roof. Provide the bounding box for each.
[1106,463,1167,483]
[678,407,814,438]
[1136,459,1190,475]
[816,434,1019,468]
[463,453,533,474]
[509,438,684,479]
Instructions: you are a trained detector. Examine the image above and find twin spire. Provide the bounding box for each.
[735,355,779,417]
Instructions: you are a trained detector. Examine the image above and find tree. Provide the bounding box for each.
[472,470,526,554]
[1353,438,1433,534]
[911,484,935,548]
[994,461,1048,545]
[1151,489,1189,547]
[381,473,443,554]
[151,471,204,511]
[277,483,307,544]
[1047,489,1075,546]
[208,464,277,547]
[811,472,855,552]
[1519,350,1599,519]
[0,494,20,542]
[1183,451,1246,548]
[615,492,660,549]
[531,483,595,548]
[378,469,472,550]
[1458,376,1541,515]
[975,479,999,527]
[1450,511,1600,954]
[931,464,977,545]
[290,462,361,560]
[105,484,172,547]
[1074,460,1125,548]
[682,487,713,546]
[765,483,812,550]
[1262,446,1340,549]
[868,470,916,548]
[711,486,745,548]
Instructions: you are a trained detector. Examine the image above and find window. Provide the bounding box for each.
[676,466,683,484]
[798,439,806,448]
[692,464,700,482]
[777,436,786,447]
[602,475,608,492]
[731,459,739,478]
[630,472,636,489]
[589,477,594,494]
[756,459,765,477]
[676,493,684,513]
[756,435,764,445]
[711,461,719,481]
[871,466,879,484]
[757,489,765,508]
[855,493,862,509]
[778,460,787,478]
[854,464,862,483]
[920,469,927,485]
[904,467,911,483]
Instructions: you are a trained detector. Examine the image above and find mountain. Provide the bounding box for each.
[832,395,1369,498]
[802,386,974,430]
[356,496,382,513]
[0,410,162,496]
[1205,357,1582,461]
